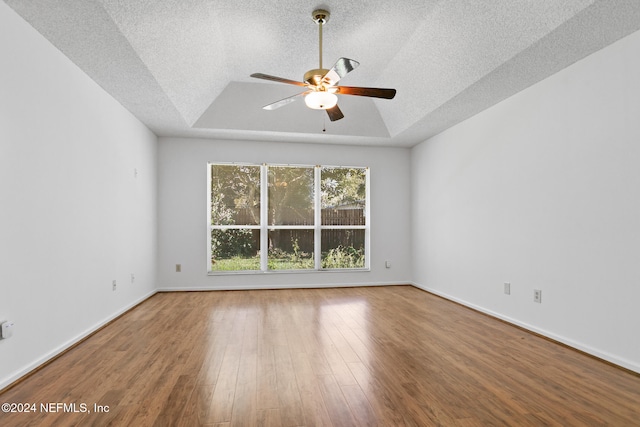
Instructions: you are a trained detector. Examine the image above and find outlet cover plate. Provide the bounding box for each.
[534,289,542,303]
[1,321,14,339]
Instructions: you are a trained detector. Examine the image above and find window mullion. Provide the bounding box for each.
[314,166,322,270]
[260,164,268,271]
[365,167,371,270]
[206,164,212,271]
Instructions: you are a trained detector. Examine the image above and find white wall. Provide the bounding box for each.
[157,137,411,290]
[0,4,158,389]
[412,28,640,373]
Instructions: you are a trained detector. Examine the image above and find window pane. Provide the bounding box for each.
[321,229,365,269]
[211,229,260,271]
[268,166,314,225]
[268,229,314,270]
[321,167,366,225]
[211,164,260,225]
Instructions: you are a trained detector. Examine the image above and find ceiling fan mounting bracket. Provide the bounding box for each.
[311,9,330,25]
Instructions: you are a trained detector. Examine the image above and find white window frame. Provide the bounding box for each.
[207,162,370,274]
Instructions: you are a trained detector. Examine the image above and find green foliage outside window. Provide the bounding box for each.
[321,245,365,269]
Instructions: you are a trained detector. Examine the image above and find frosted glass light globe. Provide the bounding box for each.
[304,91,338,110]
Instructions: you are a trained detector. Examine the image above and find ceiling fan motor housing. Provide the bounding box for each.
[304,68,330,86]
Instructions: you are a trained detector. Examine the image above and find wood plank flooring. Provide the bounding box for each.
[1,285,639,426]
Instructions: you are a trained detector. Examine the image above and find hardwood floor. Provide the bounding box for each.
[1,286,639,426]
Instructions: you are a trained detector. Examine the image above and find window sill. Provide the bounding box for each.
[207,268,370,276]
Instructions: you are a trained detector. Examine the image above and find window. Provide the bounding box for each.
[208,163,369,273]
[320,167,367,269]
[209,164,261,271]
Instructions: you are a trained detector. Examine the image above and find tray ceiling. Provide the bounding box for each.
[5,0,640,146]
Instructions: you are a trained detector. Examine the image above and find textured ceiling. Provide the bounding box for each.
[5,0,640,147]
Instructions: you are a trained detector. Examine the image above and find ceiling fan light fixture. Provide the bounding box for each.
[304,91,338,110]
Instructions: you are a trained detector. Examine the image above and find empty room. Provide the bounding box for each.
[1,1,640,426]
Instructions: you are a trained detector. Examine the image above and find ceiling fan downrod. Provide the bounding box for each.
[313,9,329,69]
[304,9,330,86]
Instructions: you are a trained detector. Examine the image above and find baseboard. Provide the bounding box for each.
[410,282,640,375]
[157,281,411,292]
[0,290,157,391]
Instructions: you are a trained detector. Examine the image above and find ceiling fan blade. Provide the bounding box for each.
[336,86,396,99]
[322,58,360,86]
[250,73,308,87]
[326,105,344,121]
[262,91,310,110]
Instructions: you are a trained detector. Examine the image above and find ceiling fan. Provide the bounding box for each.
[250,9,396,122]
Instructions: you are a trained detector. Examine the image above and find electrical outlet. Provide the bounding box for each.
[176,264,182,272]
[131,273,135,284]
[534,289,542,303]
[385,260,391,268]
[1,321,15,339]
[112,280,117,291]
[504,282,511,295]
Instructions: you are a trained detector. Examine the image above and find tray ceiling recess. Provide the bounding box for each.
[5,0,640,146]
